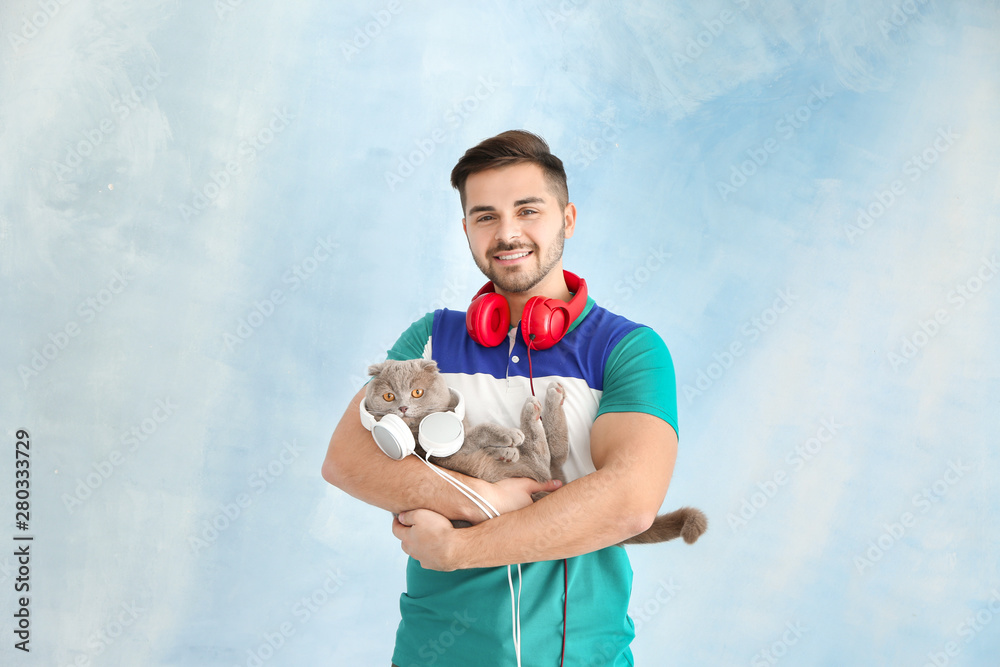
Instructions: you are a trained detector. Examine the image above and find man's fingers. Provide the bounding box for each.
[527,478,563,496]
[392,512,411,541]
[539,479,563,493]
[395,509,427,527]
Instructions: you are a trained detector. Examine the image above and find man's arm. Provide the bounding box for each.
[321,386,560,522]
[391,410,677,570]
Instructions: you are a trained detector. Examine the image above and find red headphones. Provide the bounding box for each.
[466,271,588,350]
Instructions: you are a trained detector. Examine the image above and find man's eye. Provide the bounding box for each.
[520,209,538,215]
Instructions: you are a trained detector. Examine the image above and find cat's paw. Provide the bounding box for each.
[506,429,526,447]
[521,396,542,422]
[488,446,520,463]
[545,382,566,409]
[487,427,524,448]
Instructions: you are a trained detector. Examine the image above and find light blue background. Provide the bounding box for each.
[2,1,998,665]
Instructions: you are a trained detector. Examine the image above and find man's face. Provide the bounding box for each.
[461,162,576,294]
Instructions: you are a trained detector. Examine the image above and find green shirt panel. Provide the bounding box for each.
[598,325,679,436]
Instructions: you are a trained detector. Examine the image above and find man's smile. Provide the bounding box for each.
[493,248,534,265]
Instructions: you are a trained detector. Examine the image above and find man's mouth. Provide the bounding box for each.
[494,250,532,263]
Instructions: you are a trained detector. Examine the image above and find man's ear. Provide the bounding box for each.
[563,202,577,239]
[462,218,467,236]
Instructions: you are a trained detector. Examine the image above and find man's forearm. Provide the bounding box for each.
[322,387,490,523]
[447,464,647,567]
[400,411,678,570]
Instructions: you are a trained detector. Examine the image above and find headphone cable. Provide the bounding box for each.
[419,454,499,518]
[527,335,536,396]
[419,454,522,667]
[526,337,569,667]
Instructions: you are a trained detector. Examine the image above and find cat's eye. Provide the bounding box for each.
[382,392,395,402]
[411,389,424,398]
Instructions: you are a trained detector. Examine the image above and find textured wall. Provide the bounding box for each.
[1,0,998,665]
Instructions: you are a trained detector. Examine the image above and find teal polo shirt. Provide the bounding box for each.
[388,298,677,666]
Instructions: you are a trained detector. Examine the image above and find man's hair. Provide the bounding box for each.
[450,130,569,215]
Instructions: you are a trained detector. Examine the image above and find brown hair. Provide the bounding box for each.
[450,130,569,214]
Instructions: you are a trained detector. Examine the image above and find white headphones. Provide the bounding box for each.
[359,388,466,460]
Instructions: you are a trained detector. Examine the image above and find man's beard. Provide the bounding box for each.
[474,225,566,293]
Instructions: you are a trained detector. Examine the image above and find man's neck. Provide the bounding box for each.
[498,265,571,324]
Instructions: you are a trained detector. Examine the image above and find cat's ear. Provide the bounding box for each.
[367,362,388,377]
[418,359,439,373]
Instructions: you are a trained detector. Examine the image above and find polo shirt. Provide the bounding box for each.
[388,297,677,667]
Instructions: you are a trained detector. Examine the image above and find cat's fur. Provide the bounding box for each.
[365,359,707,545]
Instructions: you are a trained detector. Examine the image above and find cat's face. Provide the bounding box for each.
[365,359,452,428]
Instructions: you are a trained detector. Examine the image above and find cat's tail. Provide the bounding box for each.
[620,507,707,546]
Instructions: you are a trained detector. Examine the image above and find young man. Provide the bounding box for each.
[322,130,678,666]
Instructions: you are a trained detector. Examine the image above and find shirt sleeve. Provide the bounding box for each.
[386,312,435,361]
[596,326,679,436]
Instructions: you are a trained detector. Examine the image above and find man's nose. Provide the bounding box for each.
[495,215,522,241]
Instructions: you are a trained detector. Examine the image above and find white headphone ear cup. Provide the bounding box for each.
[371,414,415,460]
[418,412,465,458]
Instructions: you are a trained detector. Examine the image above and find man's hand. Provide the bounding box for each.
[464,476,563,523]
[392,476,563,569]
[393,509,461,571]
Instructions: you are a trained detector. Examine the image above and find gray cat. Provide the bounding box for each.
[365,359,707,545]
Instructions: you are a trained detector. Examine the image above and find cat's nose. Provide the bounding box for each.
[398,406,408,414]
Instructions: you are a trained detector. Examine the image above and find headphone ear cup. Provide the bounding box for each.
[418,412,465,458]
[521,297,570,350]
[466,292,510,347]
[370,414,416,460]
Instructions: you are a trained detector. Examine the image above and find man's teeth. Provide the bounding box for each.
[498,251,530,260]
